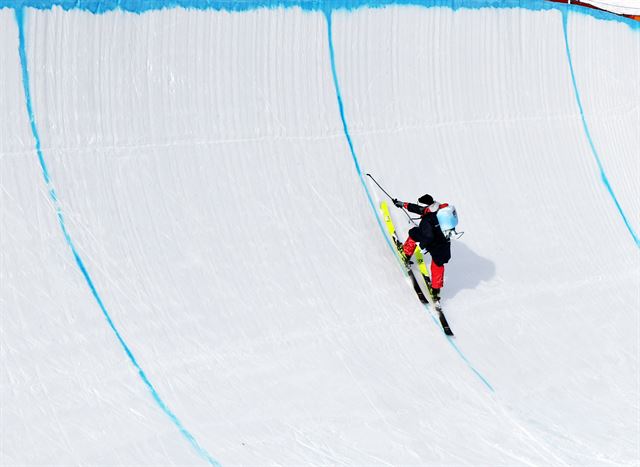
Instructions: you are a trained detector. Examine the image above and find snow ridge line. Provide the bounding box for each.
[324,9,494,393]
[14,8,221,466]
[562,10,639,248]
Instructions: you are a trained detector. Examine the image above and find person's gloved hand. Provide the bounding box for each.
[393,199,403,208]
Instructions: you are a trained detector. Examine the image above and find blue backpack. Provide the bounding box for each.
[437,205,460,239]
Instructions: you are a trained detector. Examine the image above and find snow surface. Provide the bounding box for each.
[582,0,640,16]
[1,3,639,466]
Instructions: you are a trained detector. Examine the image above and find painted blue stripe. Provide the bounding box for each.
[325,10,494,392]
[1,0,639,30]
[442,326,494,391]
[14,8,220,466]
[562,10,639,248]
[324,9,397,255]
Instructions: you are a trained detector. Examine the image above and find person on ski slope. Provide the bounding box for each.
[393,194,451,301]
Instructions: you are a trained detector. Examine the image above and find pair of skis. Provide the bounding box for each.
[380,201,454,336]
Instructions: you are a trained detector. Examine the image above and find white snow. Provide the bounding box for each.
[582,0,640,16]
[1,4,639,466]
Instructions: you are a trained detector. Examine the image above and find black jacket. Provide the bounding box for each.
[403,202,451,266]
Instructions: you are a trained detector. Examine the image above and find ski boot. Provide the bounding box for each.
[431,287,441,303]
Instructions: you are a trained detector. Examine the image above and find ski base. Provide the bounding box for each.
[422,279,453,336]
[435,304,453,336]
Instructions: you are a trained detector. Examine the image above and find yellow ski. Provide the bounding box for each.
[380,201,428,304]
[380,201,405,259]
[414,247,429,278]
[382,200,429,280]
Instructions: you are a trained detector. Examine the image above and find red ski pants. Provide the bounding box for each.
[430,262,445,289]
[403,237,445,289]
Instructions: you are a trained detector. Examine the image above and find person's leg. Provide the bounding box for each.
[429,243,450,300]
[402,237,417,259]
[402,227,422,261]
[431,260,445,299]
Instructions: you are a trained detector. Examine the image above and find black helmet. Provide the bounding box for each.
[418,194,434,205]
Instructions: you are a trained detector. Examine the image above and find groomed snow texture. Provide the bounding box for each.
[1,2,639,465]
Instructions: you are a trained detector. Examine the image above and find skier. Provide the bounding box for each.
[393,194,451,302]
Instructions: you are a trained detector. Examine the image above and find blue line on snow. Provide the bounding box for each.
[562,11,639,248]
[2,0,640,31]
[324,9,397,254]
[14,8,220,466]
[324,9,494,393]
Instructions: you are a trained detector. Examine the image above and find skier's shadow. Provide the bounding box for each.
[443,242,495,299]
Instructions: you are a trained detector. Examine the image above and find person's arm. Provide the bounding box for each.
[393,199,427,215]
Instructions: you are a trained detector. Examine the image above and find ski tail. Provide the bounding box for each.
[417,252,453,336]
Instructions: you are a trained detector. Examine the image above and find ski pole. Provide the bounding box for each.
[366,173,418,226]
[366,173,395,201]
